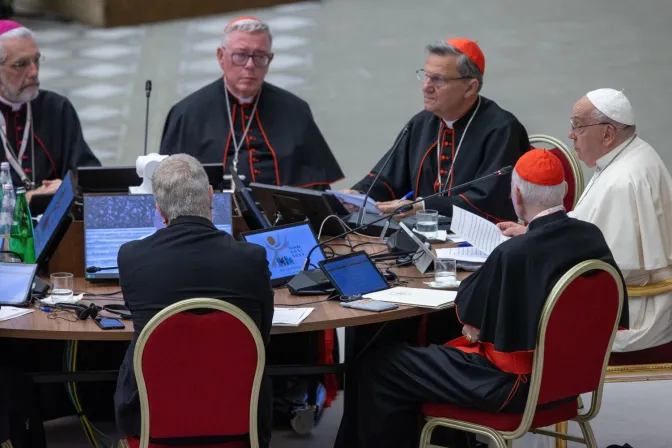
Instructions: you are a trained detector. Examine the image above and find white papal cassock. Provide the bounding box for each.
[569,135,672,352]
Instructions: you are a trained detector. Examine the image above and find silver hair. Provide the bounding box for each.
[0,27,36,63]
[512,169,566,210]
[590,107,636,138]
[152,154,212,222]
[426,41,483,92]
[221,19,273,48]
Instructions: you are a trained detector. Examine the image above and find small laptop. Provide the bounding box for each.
[318,251,390,299]
[240,220,327,287]
[0,262,38,306]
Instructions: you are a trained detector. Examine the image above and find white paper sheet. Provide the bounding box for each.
[326,190,381,215]
[364,287,456,308]
[450,205,509,255]
[272,307,314,326]
[436,247,488,263]
[0,306,33,322]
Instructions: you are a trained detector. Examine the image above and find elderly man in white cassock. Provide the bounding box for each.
[499,88,672,354]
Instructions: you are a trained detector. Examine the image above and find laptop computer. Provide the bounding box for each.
[83,192,233,281]
[318,251,390,299]
[240,220,327,288]
[0,262,38,306]
[231,170,270,231]
[33,171,76,266]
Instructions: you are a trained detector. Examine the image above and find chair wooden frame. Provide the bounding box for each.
[529,134,585,210]
[131,298,266,448]
[420,260,624,448]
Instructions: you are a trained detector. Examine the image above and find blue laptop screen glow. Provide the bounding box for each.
[0,262,36,304]
[243,223,325,280]
[84,193,232,279]
[322,252,388,297]
[33,172,74,262]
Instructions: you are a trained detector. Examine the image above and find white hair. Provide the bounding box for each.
[590,107,636,138]
[0,27,36,63]
[512,169,566,209]
[152,154,212,222]
[426,41,483,92]
[221,19,273,48]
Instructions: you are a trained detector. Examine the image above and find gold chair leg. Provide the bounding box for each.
[577,421,597,448]
[555,422,568,448]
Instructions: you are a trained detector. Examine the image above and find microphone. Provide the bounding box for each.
[356,125,409,226]
[86,266,118,274]
[143,80,152,156]
[301,166,513,271]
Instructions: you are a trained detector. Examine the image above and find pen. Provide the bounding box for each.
[40,306,52,312]
[457,242,472,247]
[401,191,414,201]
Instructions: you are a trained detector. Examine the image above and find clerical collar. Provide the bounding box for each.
[525,205,566,232]
[595,136,637,172]
[443,119,455,129]
[0,94,24,112]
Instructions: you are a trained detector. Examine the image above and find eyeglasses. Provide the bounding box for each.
[416,69,471,87]
[224,48,272,68]
[4,55,44,73]
[569,119,610,132]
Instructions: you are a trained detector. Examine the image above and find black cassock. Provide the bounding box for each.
[352,96,529,222]
[160,79,344,189]
[0,91,100,188]
[335,212,629,448]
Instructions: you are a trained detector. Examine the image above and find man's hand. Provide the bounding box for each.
[496,221,526,237]
[26,179,62,203]
[376,199,421,220]
[462,325,480,344]
[338,189,363,213]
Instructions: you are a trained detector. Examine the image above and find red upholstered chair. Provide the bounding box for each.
[420,260,624,448]
[529,134,585,212]
[119,298,265,448]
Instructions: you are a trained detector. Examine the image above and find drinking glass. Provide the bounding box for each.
[434,259,457,286]
[50,272,74,300]
[415,209,439,239]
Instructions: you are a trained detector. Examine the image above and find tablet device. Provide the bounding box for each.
[318,251,390,298]
[240,221,326,287]
[33,171,76,265]
[0,262,38,306]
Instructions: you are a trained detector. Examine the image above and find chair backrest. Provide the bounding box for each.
[509,260,623,437]
[133,298,265,448]
[528,134,585,211]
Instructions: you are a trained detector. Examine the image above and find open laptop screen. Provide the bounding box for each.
[240,221,326,286]
[33,171,76,264]
[318,251,389,297]
[0,262,37,306]
[84,193,232,280]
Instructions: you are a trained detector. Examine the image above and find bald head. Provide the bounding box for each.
[568,95,636,168]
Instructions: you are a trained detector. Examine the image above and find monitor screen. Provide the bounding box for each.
[319,252,389,297]
[33,172,75,264]
[84,193,232,279]
[0,262,37,305]
[240,221,325,285]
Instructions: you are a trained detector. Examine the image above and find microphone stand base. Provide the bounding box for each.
[343,213,399,238]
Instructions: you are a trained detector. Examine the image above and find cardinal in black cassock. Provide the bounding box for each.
[0,20,100,196]
[349,38,529,222]
[160,17,343,190]
[334,150,629,448]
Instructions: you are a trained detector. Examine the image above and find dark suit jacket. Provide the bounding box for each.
[113,216,274,446]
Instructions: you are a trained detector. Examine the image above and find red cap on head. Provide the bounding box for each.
[445,38,485,74]
[515,149,565,186]
[0,20,24,35]
[225,16,262,30]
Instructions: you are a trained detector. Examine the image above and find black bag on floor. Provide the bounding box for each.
[0,369,46,448]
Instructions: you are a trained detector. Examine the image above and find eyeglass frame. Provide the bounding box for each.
[569,118,631,133]
[221,47,273,68]
[416,69,472,87]
[2,54,44,73]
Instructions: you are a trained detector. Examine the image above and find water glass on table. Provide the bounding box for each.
[434,259,457,287]
[50,272,74,300]
[415,209,439,239]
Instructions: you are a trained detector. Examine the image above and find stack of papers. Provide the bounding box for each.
[364,287,456,309]
[438,206,510,263]
[326,190,381,215]
[0,306,33,322]
[272,307,314,327]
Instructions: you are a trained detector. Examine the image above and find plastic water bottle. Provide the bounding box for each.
[0,184,15,261]
[9,187,35,263]
[0,162,14,208]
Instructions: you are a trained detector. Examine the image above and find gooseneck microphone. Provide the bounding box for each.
[85,266,119,274]
[301,166,513,272]
[356,125,410,226]
[143,80,152,156]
